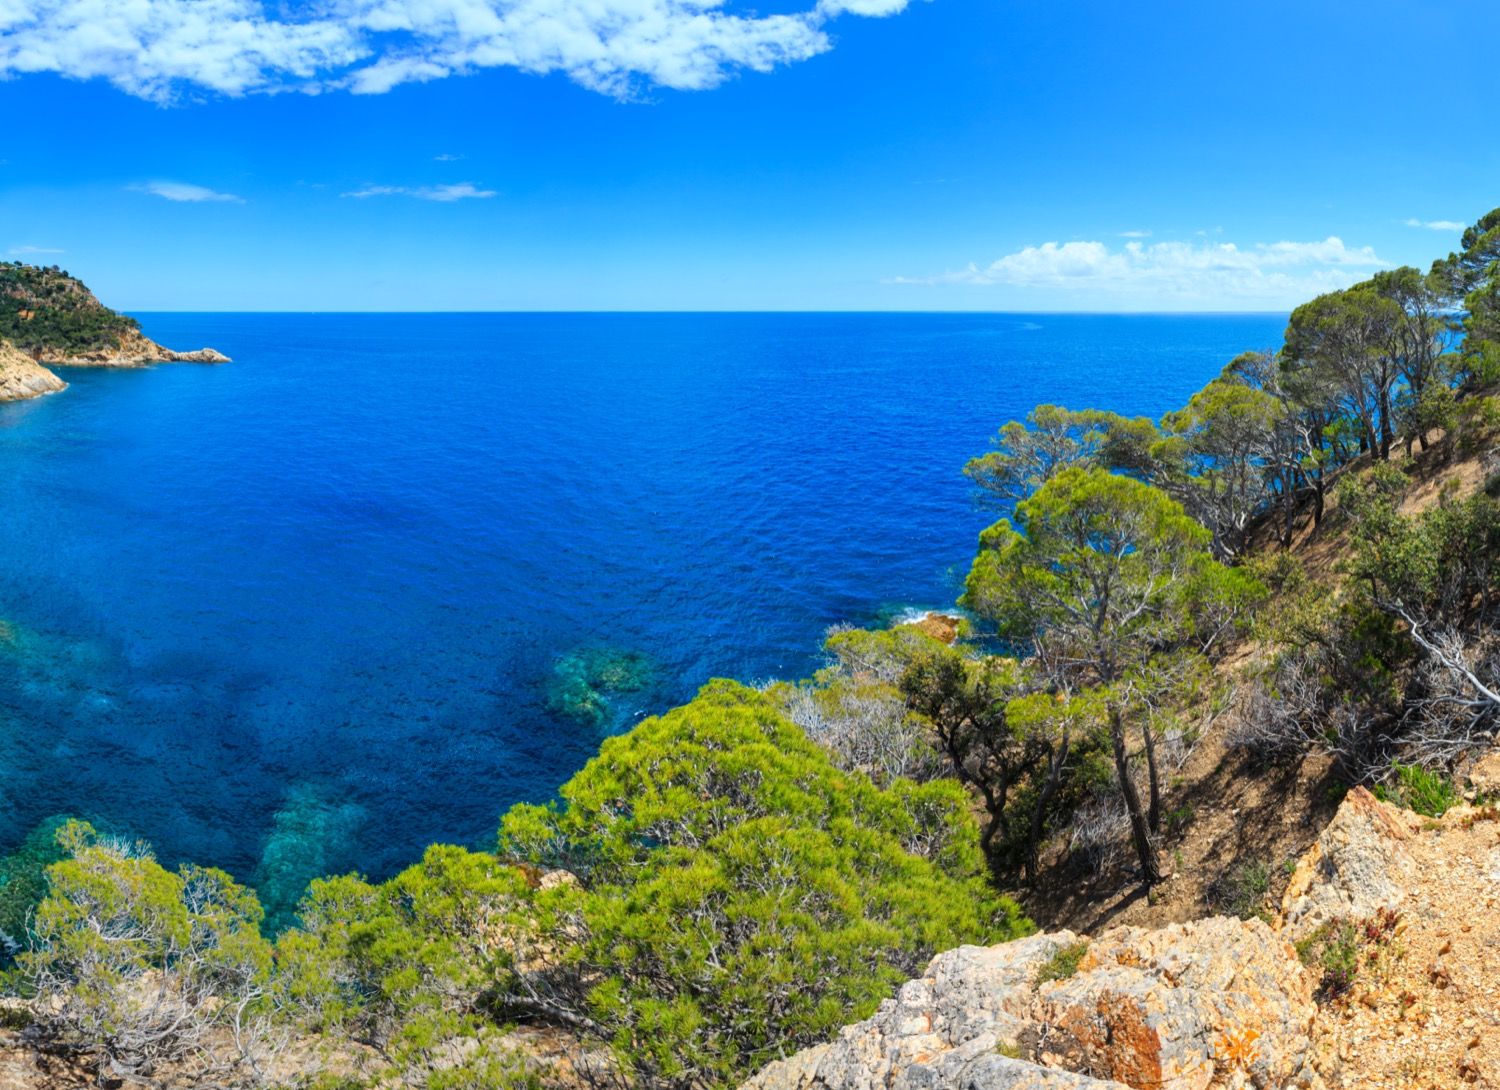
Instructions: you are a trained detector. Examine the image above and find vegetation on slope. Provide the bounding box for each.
[5,683,1027,1088]
[3,204,1500,1086]
[0,262,140,355]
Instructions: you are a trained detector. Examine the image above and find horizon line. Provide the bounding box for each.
[123,308,1293,317]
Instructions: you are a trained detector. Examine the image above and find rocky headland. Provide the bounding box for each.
[0,262,228,401]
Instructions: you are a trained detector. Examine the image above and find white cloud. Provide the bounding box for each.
[887,236,1390,308]
[1404,218,1466,231]
[1119,230,1152,238]
[434,153,464,161]
[0,0,902,102]
[8,245,65,254]
[131,181,243,202]
[342,181,496,201]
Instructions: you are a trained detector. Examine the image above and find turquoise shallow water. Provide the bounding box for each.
[0,312,1285,911]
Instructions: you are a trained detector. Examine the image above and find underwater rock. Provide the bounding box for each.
[253,783,366,932]
[546,647,655,728]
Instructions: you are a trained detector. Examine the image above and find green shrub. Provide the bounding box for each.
[1375,762,1457,817]
[16,822,279,1084]
[1209,859,1271,921]
[0,816,72,951]
[1033,941,1089,985]
[495,680,1032,1090]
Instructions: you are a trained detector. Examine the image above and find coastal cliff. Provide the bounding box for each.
[0,262,228,400]
[0,341,66,401]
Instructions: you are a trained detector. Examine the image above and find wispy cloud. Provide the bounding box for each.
[341,182,497,202]
[8,245,65,255]
[131,181,244,203]
[434,153,465,162]
[1119,230,1152,238]
[1404,218,1466,231]
[887,237,1389,307]
[0,0,911,103]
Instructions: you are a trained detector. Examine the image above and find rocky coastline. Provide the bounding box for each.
[0,332,229,403]
[0,341,67,401]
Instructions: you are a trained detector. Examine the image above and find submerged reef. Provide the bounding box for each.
[546,646,656,728]
[253,782,367,932]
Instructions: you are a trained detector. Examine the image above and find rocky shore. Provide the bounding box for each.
[0,341,67,401]
[0,333,229,403]
[30,328,230,368]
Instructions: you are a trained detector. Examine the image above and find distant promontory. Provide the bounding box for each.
[0,262,228,402]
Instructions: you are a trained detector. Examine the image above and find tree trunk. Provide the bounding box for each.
[1141,718,1161,835]
[1313,476,1325,527]
[1110,705,1162,884]
[1024,735,1069,886]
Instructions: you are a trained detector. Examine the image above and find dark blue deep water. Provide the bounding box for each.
[0,313,1284,910]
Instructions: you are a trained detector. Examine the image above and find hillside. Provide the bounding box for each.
[0,263,228,401]
[0,263,141,356]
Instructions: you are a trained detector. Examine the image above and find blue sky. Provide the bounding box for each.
[2,0,1497,311]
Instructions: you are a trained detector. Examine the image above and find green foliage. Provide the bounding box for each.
[1343,471,1500,628]
[281,844,534,1080]
[963,405,1118,507]
[17,822,278,1082]
[1208,859,1271,921]
[497,681,1030,1090]
[1375,762,1457,817]
[1456,396,1500,455]
[0,816,71,951]
[961,467,1214,684]
[0,263,139,355]
[1033,940,1090,985]
[1295,908,1402,1000]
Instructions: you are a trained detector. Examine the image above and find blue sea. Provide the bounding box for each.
[0,313,1284,917]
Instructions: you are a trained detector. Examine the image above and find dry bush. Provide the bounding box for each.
[782,682,944,784]
[1065,791,1133,877]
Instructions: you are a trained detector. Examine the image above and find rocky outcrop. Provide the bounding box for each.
[34,328,229,368]
[900,613,963,644]
[1276,786,1419,942]
[0,341,65,401]
[743,918,1316,1090]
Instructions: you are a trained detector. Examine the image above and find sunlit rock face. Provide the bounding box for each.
[742,918,1318,1090]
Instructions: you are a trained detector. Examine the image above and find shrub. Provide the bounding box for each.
[1033,941,1089,985]
[281,847,538,1086]
[0,816,71,956]
[496,681,1032,1090]
[1375,762,1457,817]
[16,822,283,1086]
[1208,859,1271,921]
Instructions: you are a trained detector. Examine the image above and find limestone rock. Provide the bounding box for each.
[36,329,230,367]
[1469,749,1500,796]
[741,919,1313,1090]
[1277,787,1419,941]
[900,613,962,644]
[0,341,65,402]
[1034,918,1315,1090]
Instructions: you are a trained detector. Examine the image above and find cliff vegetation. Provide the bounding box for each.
[0,263,141,357]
